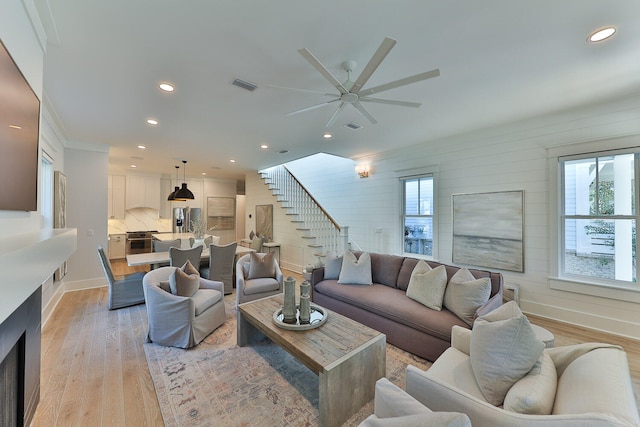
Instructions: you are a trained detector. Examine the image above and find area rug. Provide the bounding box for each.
[143,295,432,426]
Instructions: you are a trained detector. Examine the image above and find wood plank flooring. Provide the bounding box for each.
[30,260,640,426]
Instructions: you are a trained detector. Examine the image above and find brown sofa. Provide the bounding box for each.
[310,251,503,362]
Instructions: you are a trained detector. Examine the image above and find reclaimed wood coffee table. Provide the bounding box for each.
[237,294,386,427]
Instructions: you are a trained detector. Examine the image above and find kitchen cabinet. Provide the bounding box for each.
[108,234,126,259]
[159,178,173,218]
[108,175,126,219]
[126,174,161,210]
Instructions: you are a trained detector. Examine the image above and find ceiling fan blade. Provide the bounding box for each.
[359,97,421,108]
[325,102,347,127]
[352,101,378,125]
[359,69,440,97]
[350,37,397,94]
[264,84,336,97]
[298,48,349,95]
[286,98,340,116]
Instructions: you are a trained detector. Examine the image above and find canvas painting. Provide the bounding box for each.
[452,190,524,272]
[256,204,273,241]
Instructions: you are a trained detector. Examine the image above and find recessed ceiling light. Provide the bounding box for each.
[229,159,236,163]
[8,124,22,130]
[323,133,333,139]
[146,119,158,125]
[137,145,146,149]
[130,164,137,168]
[201,172,206,176]
[588,27,616,42]
[159,82,175,92]
[260,144,269,149]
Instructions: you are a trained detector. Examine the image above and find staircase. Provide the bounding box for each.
[259,165,348,260]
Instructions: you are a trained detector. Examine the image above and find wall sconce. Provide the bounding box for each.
[356,164,370,179]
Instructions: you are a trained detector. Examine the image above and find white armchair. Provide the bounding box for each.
[235,252,283,306]
[358,378,471,426]
[405,326,640,427]
[142,267,226,348]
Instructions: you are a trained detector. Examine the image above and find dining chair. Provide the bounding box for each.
[153,238,181,252]
[169,246,203,268]
[97,245,145,310]
[200,242,237,294]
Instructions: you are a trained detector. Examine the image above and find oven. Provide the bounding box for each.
[125,231,156,255]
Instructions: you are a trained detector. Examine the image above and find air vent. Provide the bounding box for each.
[345,122,363,130]
[232,78,258,91]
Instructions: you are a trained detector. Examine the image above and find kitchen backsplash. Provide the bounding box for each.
[108,207,172,234]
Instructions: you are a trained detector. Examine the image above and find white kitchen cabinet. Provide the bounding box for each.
[108,234,126,259]
[126,174,161,210]
[159,178,173,218]
[108,175,126,219]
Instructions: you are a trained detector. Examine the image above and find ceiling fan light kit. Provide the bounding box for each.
[281,37,440,128]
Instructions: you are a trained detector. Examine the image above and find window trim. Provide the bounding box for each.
[548,138,640,302]
[397,165,439,260]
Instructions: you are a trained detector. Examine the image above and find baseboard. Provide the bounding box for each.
[280,261,303,275]
[521,300,640,341]
[41,285,64,327]
[64,277,106,292]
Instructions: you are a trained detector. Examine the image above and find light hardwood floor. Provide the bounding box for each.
[30,260,639,426]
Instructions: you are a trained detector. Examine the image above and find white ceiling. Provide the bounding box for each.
[38,1,640,181]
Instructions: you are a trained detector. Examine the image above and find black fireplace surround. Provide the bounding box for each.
[0,287,41,427]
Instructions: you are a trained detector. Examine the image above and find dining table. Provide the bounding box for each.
[126,245,255,267]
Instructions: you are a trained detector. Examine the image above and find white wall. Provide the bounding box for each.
[247,93,640,340]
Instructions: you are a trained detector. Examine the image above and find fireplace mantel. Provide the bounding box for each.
[0,228,76,325]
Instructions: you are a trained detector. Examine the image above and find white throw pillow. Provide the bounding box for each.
[443,268,491,326]
[470,301,545,406]
[337,251,372,285]
[324,251,343,280]
[503,351,557,415]
[405,261,447,310]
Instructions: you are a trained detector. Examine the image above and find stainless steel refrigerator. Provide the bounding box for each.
[173,207,201,233]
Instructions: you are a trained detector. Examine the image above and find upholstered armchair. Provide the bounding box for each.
[97,245,145,310]
[235,252,283,306]
[358,378,471,427]
[405,325,640,427]
[142,266,226,348]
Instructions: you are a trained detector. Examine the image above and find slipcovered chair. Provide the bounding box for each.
[235,252,283,306]
[189,235,220,249]
[169,245,203,268]
[142,266,225,348]
[249,236,265,253]
[153,238,181,252]
[97,245,145,310]
[200,242,237,295]
[405,325,640,427]
[358,378,471,427]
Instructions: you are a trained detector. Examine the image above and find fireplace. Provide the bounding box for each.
[0,288,41,427]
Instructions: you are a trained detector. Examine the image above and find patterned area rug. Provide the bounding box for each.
[144,295,432,426]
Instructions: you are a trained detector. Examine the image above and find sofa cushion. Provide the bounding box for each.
[365,252,405,288]
[470,301,544,406]
[443,268,491,326]
[248,251,276,279]
[191,288,221,316]
[315,280,467,340]
[338,251,373,285]
[169,268,200,297]
[324,251,343,280]
[406,261,447,311]
[503,351,557,415]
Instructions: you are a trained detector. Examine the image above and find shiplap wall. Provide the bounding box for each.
[247,93,640,339]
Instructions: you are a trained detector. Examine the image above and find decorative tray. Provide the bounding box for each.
[272,304,328,331]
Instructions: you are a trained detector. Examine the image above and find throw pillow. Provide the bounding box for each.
[405,261,447,310]
[503,351,557,415]
[470,301,545,406]
[248,251,277,279]
[249,230,255,240]
[443,268,491,326]
[181,259,200,276]
[337,251,372,285]
[324,251,343,280]
[169,268,200,297]
[359,413,471,427]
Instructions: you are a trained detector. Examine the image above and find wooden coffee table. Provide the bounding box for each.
[237,294,386,427]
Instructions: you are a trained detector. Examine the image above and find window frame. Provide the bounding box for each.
[399,168,438,259]
[549,140,640,302]
[40,151,54,229]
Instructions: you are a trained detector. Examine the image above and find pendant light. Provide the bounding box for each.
[174,160,195,200]
[167,165,180,201]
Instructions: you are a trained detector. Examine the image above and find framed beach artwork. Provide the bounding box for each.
[452,190,524,272]
[255,204,273,241]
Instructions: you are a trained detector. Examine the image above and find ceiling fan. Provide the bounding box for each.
[270,37,440,128]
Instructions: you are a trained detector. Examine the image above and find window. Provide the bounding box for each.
[402,175,434,257]
[561,151,637,285]
[40,153,53,229]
